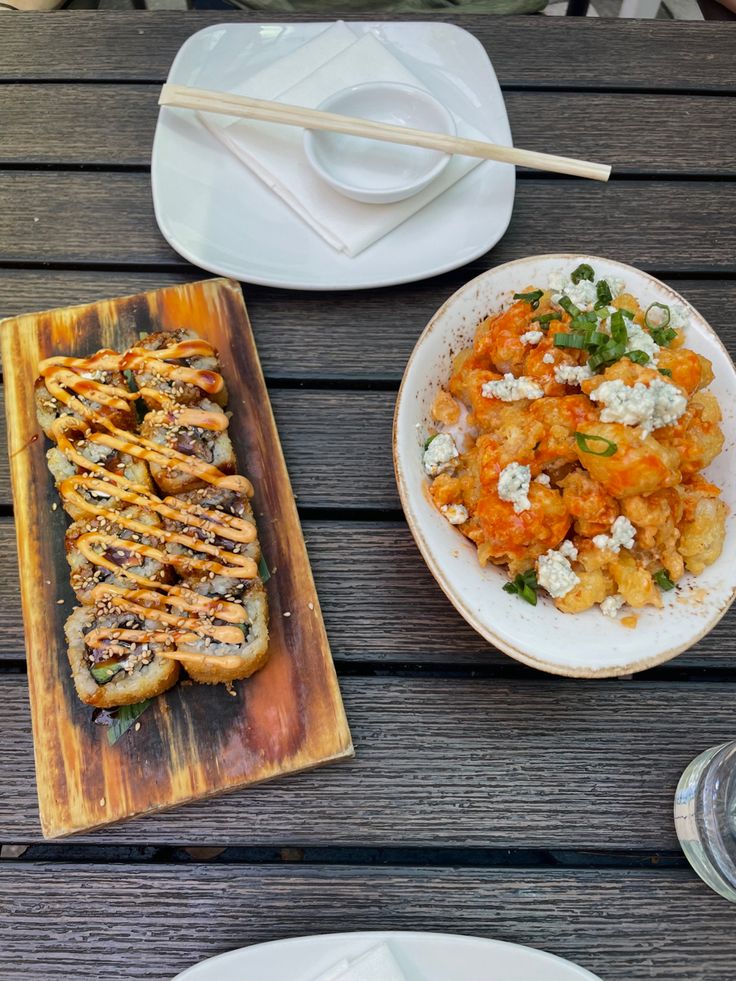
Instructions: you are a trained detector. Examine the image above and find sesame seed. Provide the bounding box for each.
[134,722,141,732]
[57,599,64,605]
[283,611,291,618]
[99,797,106,807]
[51,503,58,512]
[308,602,314,611]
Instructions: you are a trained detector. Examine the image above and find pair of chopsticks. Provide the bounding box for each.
[159,83,612,183]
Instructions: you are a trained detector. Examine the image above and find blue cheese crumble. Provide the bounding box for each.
[592,515,637,553]
[423,433,459,477]
[554,363,593,386]
[441,503,468,525]
[625,321,660,363]
[498,462,531,513]
[589,377,687,437]
[520,330,544,346]
[536,543,580,599]
[482,374,544,402]
[600,594,626,618]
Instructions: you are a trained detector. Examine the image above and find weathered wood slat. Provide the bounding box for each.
[5,85,736,177]
[0,14,734,92]
[0,518,733,668]
[1,270,734,382]
[0,386,399,510]
[0,672,733,848]
[3,171,736,274]
[1,270,734,383]
[0,864,734,980]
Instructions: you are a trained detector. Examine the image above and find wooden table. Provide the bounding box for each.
[1,12,735,980]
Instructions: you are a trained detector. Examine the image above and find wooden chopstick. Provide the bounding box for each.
[159,83,612,183]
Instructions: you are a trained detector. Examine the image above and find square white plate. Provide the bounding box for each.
[152,22,515,291]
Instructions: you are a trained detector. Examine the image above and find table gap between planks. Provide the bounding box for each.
[1,13,735,981]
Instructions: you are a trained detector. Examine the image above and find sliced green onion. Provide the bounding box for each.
[107,700,152,746]
[569,314,597,332]
[620,308,635,319]
[650,325,678,347]
[588,342,626,371]
[586,331,611,349]
[653,569,675,591]
[625,350,651,365]
[514,290,544,310]
[532,312,564,328]
[645,302,670,330]
[609,310,628,345]
[503,569,538,606]
[596,280,613,306]
[554,332,588,350]
[558,295,580,318]
[423,434,438,451]
[571,263,595,284]
[658,367,673,377]
[574,431,618,457]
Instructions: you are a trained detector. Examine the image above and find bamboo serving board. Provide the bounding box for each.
[1,277,353,839]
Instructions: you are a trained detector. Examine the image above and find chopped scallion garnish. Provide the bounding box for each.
[650,325,678,347]
[658,367,673,377]
[571,263,595,284]
[423,435,438,451]
[531,312,564,328]
[609,310,628,345]
[558,295,580,318]
[258,554,271,584]
[554,332,588,350]
[625,350,650,366]
[503,569,538,606]
[587,342,626,371]
[620,309,635,319]
[514,290,544,310]
[596,280,613,306]
[653,569,675,591]
[574,431,618,457]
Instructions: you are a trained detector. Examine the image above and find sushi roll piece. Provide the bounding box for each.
[65,602,179,708]
[66,506,172,604]
[179,580,269,685]
[162,486,261,601]
[35,357,136,439]
[140,399,236,496]
[47,437,153,521]
[127,329,228,408]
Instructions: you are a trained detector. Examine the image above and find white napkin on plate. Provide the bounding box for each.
[309,943,408,981]
[201,23,488,257]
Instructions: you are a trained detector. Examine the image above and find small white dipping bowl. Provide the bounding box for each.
[393,254,736,678]
[303,82,455,205]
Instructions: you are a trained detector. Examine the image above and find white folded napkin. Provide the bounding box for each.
[201,23,489,257]
[309,943,407,981]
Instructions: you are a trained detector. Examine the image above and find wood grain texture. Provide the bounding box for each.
[1,863,734,981]
[0,14,734,92]
[1,270,734,382]
[0,277,352,837]
[0,672,734,849]
[3,171,736,274]
[6,85,736,177]
[0,518,733,668]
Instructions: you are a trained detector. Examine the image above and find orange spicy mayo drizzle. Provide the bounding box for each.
[40,342,260,669]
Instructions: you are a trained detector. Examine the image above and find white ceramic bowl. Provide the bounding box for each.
[393,254,736,678]
[303,81,455,204]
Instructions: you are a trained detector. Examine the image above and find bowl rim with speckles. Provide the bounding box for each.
[393,254,736,678]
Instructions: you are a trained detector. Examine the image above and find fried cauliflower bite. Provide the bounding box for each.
[558,468,619,538]
[656,348,713,395]
[529,395,599,469]
[608,552,663,609]
[678,481,728,574]
[580,357,661,397]
[474,484,571,571]
[431,389,461,426]
[574,422,681,498]
[472,299,535,375]
[555,568,612,614]
[622,488,685,582]
[475,406,544,486]
[657,390,724,476]
[523,340,582,397]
